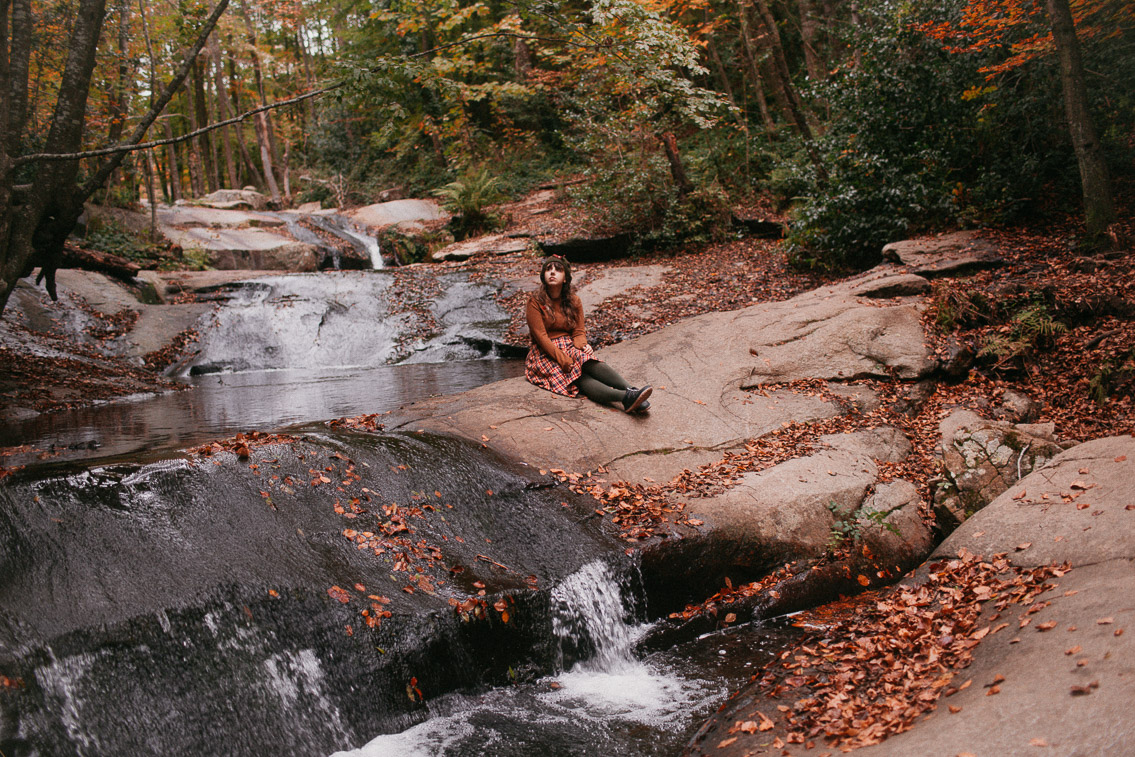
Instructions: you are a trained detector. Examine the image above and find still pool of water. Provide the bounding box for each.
[0,359,525,467]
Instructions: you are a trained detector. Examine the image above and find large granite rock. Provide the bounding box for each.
[430,233,531,262]
[689,435,1135,757]
[161,226,320,271]
[192,188,271,210]
[933,409,1070,530]
[348,199,449,232]
[390,269,936,485]
[882,230,1003,277]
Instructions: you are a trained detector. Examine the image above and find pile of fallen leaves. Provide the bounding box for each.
[187,430,296,458]
[142,327,199,371]
[716,548,1068,753]
[384,268,444,360]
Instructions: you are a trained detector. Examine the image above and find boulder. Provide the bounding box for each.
[160,226,320,272]
[155,205,285,228]
[684,436,1135,757]
[932,409,1069,531]
[193,188,270,211]
[390,271,936,500]
[430,234,531,262]
[740,272,936,387]
[348,199,449,232]
[882,230,1003,277]
[686,428,919,561]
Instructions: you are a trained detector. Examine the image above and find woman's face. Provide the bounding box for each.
[543,264,565,288]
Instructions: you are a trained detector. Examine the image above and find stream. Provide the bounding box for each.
[1,264,802,757]
[337,562,802,757]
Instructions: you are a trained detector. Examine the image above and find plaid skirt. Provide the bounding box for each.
[525,335,598,397]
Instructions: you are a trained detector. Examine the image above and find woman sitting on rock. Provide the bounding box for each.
[525,255,652,413]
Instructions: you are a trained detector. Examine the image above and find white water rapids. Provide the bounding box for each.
[332,561,727,757]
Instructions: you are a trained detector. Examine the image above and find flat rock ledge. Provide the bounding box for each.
[389,267,941,594]
[689,435,1135,757]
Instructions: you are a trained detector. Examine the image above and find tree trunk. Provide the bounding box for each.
[514,37,533,78]
[4,0,108,304]
[163,118,183,202]
[1045,0,1115,236]
[239,0,282,203]
[752,0,827,181]
[225,39,263,188]
[192,55,218,193]
[209,34,239,188]
[183,79,205,196]
[1,0,229,312]
[736,0,777,136]
[659,131,694,196]
[797,0,824,83]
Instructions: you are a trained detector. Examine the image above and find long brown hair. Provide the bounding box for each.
[532,255,580,328]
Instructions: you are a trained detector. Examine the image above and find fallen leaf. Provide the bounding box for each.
[1016,542,1032,551]
[1097,617,1114,625]
[948,705,962,714]
[717,736,738,748]
[1065,645,1082,655]
[1030,738,1049,747]
[1036,621,1057,631]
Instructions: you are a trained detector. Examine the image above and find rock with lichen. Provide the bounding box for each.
[932,409,1070,530]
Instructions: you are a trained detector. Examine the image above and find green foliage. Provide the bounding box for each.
[84,220,165,266]
[377,227,453,265]
[931,281,996,331]
[432,166,506,238]
[826,500,900,553]
[774,0,1107,271]
[1089,347,1135,406]
[977,303,1067,369]
[569,154,733,250]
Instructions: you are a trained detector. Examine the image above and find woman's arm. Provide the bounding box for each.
[570,295,588,350]
[527,298,572,368]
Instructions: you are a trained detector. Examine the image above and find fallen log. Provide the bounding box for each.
[62,243,140,281]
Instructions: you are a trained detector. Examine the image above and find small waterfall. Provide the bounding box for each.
[550,560,642,673]
[304,214,385,269]
[334,558,722,756]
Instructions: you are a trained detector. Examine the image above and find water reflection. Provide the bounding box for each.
[0,359,524,467]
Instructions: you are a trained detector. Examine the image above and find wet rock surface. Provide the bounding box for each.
[0,429,621,756]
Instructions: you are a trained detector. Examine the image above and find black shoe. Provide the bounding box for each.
[622,386,652,413]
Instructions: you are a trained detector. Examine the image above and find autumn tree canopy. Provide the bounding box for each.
[2,0,1132,307]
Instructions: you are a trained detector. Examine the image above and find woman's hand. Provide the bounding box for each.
[555,351,574,372]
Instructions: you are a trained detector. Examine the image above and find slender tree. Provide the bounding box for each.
[1045,0,1114,236]
[0,0,230,312]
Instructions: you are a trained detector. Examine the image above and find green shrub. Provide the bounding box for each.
[432,167,507,239]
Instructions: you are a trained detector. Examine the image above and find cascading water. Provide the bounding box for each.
[332,560,730,757]
[311,215,384,269]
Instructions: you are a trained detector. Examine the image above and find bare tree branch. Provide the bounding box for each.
[13,85,336,166]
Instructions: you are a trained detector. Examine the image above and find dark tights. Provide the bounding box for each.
[575,360,629,404]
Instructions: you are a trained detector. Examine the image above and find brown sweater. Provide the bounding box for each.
[526,295,587,366]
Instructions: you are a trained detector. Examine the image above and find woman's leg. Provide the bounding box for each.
[581,359,629,390]
[576,375,625,404]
